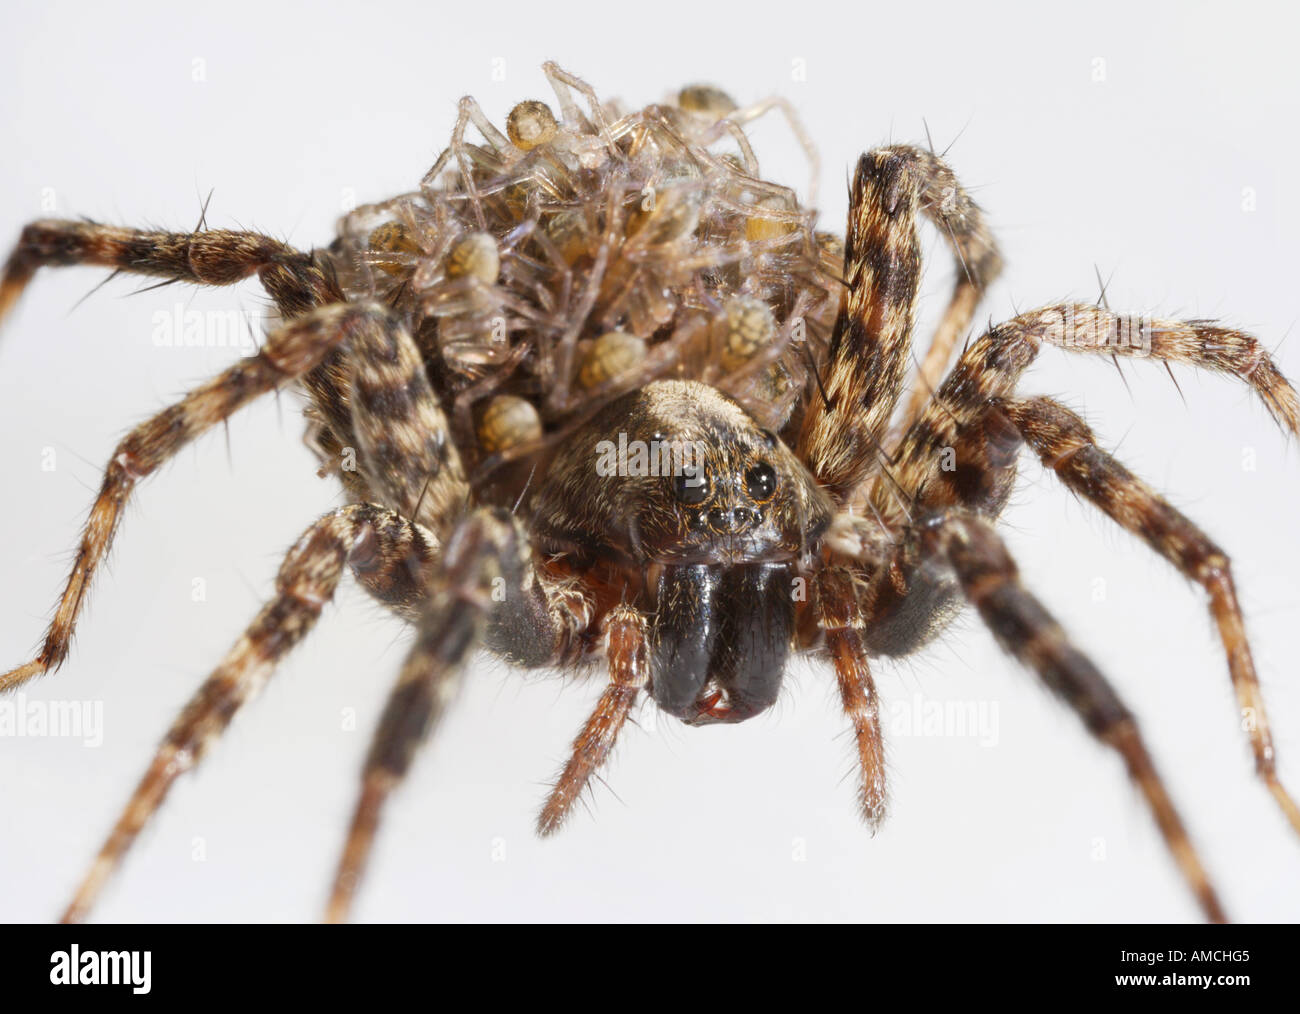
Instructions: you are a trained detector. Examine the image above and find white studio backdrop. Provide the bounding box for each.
[1,0,1298,922]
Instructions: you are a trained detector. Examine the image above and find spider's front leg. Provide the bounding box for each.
[324,507,592,923]
[876,144,1002,430]
[792,144,992,824]
[795,144,1001,501]
[791,147,942,824]
[62,504,436,922]
[798,148,922,501]
[917,510,1227,922]
[341,298,469,533]
[0,302,389,692]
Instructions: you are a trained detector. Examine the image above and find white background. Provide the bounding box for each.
[1,0,1298,922]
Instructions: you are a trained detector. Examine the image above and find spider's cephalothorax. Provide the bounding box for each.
[530,379,834,723]
[3,62,1299,923]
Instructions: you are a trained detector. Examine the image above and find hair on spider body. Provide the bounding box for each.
[2,62,1298,924]
[528,379,833,724]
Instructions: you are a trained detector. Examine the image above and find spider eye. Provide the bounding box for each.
[745,462,777,502]
[672,464,711,505]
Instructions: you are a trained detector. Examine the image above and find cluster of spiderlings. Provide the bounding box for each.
[328,65,844,469]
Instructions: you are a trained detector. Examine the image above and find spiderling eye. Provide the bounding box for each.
[745,462,777,502]
[672,464,711,505]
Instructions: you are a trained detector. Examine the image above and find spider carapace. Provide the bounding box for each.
[2,63,1298,923]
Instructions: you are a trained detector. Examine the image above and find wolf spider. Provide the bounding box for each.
[2,63,1297,923]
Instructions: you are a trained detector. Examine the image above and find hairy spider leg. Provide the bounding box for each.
[0,302,383,692]
[1004,394,1300,837]
[920,511,1227,922]
[61,504,433,922]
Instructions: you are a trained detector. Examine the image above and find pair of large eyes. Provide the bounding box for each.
[671,462,777,505]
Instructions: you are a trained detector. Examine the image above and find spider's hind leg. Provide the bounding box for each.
[0,220,338,325]
[62,503,428,923]
[1004,394,1300,837]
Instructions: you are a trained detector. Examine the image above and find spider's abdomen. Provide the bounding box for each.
[323,73,843,511]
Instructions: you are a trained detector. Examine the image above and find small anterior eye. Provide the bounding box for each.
[672,465,711,505]
[745,462,777,502]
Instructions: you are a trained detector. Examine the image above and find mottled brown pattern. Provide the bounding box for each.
[62,504,412,922]
[877,144,1002,431]
[1004,395,1300,834]
[0,220,339,314]
[0,302,373,692]
[799,149,921,502]
[918,512,1226,922]
[344,311,468,534]
[883,304,1300,518]
[1,65,1295,924]
[326,506,588,922]
[347,508,441,621]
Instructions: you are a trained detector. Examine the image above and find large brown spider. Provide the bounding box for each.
[2,63,1297,923]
